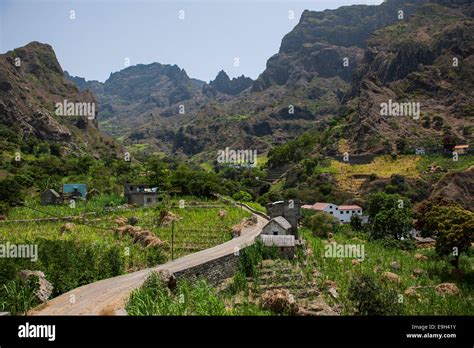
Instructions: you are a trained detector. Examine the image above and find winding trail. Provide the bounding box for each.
[30,211,268,315]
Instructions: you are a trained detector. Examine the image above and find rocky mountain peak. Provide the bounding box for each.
[0,41,118,156]
[206,70,253,95]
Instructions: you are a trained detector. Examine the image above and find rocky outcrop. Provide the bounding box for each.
[340,1,474,154]
[252,0,421,92]
[204,70,253,96]
[0,41,118,156]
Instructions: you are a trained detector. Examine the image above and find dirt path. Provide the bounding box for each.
[30,212,268,315]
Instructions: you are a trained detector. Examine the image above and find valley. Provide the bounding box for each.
[0,0,473,319]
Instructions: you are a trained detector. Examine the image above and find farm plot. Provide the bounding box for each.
[0,196,250,314]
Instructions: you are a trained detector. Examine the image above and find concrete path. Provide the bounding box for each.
[30,212,268,315]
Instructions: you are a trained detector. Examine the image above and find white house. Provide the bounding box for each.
[302,202,362,223]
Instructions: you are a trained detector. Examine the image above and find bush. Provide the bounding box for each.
[348,274,403,315]
[418,202,473,268]
[303,211,339,238]
[350,214,363,232]
[232,190,252,202]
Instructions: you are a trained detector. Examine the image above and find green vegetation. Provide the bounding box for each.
[267,132,318,168]
[303,211,339,238]
[417,154,474,181]
[348,274,402,315]
[301,227,474,315]
[127,274,227,316]
[367,192,412,240]
[127,242,279,316]
[415,200,473,269]
[0,193,249,314]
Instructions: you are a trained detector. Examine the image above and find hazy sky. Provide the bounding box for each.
[0,0,383,83]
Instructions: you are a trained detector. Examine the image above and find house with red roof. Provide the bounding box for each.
[302,202,363,223]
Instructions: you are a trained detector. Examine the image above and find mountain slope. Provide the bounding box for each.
[63,0,473,161]
[0,42,119,157]
[338,0,474,154]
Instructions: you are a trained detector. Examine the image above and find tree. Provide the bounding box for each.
[414,197,454,236]
[146,156,171,190]
[303,211,339,238]
[442,133,458,151]
[420,203,473,268]
[0,176,26,207]
[367,192,412,240]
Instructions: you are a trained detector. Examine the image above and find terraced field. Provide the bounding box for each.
[229,259,338,315]
[0,196,250,262]
[330,156,421,195]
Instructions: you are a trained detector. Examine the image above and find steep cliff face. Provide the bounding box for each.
[340,1,474,153]
[0,42,117,156]
[252,0,421,93]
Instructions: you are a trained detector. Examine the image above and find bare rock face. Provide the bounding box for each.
[19,270,53,302]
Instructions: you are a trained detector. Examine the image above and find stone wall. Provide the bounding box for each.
[173,252,240,286]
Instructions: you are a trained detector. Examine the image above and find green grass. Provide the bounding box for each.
[244,202,266,214]
[126,274,227,315]
[416,154,474,181]
[301,227,474,315]
[126,271,271,316]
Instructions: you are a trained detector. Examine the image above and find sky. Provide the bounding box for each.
[0,0,383,83]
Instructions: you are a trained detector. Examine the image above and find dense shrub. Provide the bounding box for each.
[348,274,403,315]
[0,239,127,299]
[0,176,26,207]
[416,201,473,268]
[303,211,339,238]
[232,190,252,202]
[0,278,39,315]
